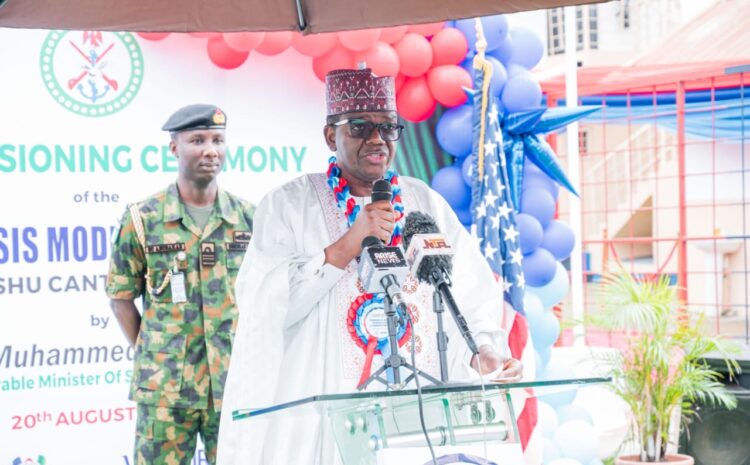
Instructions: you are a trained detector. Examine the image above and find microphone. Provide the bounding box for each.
[403,212,479,355]
[358,179,408,311]
[371,179,392,203]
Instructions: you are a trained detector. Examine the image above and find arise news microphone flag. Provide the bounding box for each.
[468,19,538,462]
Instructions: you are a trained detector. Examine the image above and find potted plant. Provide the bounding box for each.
[587,272,740,464]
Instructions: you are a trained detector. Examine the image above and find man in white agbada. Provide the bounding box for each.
[217,68,522,465]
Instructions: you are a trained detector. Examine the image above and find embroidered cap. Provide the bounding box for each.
[162,104,227,132]
[325,68,396,116]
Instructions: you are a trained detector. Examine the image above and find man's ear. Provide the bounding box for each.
[169,138,178,157]
[323,125,337,152]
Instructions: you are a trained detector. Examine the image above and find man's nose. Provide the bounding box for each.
[366,125,385,144]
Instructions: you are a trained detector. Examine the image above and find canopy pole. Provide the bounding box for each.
[295,0,307,31]
[564,6,585,346]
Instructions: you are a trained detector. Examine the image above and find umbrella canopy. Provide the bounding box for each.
[0,0,600,33]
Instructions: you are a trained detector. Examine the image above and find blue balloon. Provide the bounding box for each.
[461,155,475,186]
[539,363,577,408]
[506,63,529,78]
[454,19,479,52]
[508,25,545,70]
[488,34,513,65]
[557,404,593,425]
[520,187,556,228]
[529,262,570,309]
[536,344,551,371]
[516,213,543,254]
[524,292,545,322]
[501,73,542,112]
[481,14,510,52]
[486,57,508,97]
[454,15,509,53]
[523,248,557,287]
[431,166,471,209]
[523,167,560,200]
[531,307,560,350]
[535,350,545,379]
[454,206,473,226]
[436,105,473,158]
[541,220,575,261]
[461,56,508,99]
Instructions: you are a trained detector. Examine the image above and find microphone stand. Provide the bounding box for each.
[357,295,443,391]
[433,291,450,383]
[428,267,480,357]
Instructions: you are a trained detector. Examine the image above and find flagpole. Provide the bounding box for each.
[564,6,585,346]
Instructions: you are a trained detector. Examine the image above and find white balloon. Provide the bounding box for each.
[537,401,559,438]
[542,437,561,464]
[553,420,600,465]
[557,404,593,425]
[572,386,630,458]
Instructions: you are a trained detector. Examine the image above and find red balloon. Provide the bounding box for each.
[189,32,220,39]
[291,32,337,57]
[430,28,468,66]
[397,76,437,122]
[395,74,406,91]
[206,37,250,70]
[393,33,433,77]
[338,28,382,52]
[223,32,266,52]
[312,46,356,82]
[137,32,170,41]
[256,31,294,55]
[427,65,471,107]
[354,42,399,77]
[379,26,408,44]
[408,22,445,37]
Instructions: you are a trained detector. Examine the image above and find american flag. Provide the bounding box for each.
[469,50,540,463]
[469,68,525,314]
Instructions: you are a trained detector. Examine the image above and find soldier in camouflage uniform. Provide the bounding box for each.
[107,104,254,465]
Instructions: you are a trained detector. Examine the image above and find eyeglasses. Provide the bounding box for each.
[333,118,404,141]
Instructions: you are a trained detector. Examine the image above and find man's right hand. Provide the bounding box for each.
[349,200,395,245]
[324,200,395,269]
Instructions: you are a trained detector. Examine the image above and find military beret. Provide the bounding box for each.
[161,104,227,132]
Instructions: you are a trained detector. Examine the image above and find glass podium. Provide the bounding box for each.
[232,377,609,465]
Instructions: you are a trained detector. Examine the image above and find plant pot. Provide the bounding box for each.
[616,454,694,465]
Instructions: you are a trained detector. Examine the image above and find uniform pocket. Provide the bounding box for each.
[136,329,186,393]
[145,251,187,303]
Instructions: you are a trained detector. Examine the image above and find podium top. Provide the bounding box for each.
[232,376,610,421]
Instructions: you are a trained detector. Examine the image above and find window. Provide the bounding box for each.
[619,0,631,29]
[547,8,566,55]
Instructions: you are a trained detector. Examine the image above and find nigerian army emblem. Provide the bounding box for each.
[40,30,144,117]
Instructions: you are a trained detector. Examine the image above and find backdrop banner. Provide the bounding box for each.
[0,28,330,465]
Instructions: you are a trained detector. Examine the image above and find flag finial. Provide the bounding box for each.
[473,18,488,59]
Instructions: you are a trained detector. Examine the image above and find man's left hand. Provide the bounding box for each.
[470,344,523,382]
